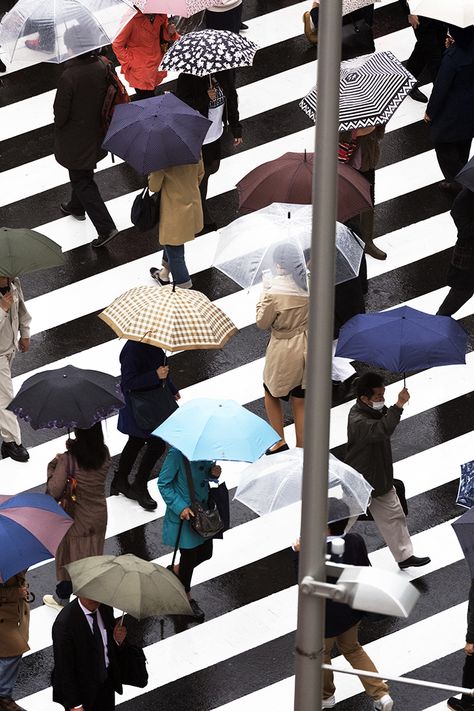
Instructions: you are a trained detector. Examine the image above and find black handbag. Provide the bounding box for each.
[341,19,375,58]
[184,457,224,539]
[118,643,148,688]
[131,187,161,232]
[129,382,178,432]
[209,482,230,539]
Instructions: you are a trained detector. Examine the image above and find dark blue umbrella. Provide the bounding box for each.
[335,305,468,383]
[456,156,474,191]
[102,93,211,175]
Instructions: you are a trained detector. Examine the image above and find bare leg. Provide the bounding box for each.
[264,389,286,449]
[291,396,305,448]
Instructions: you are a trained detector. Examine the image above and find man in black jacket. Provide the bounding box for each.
[346,372,430,569]
[52,597,126,711]
[447,580,474,711]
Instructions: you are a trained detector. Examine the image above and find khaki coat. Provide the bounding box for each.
[0,571,30,657]
[46,451,110,581]
[148,160,204,246]
[256,284,309,398]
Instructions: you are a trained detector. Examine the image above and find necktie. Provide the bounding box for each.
[90,611,107,683]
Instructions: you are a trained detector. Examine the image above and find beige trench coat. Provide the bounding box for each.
[148,159,204,246]
[256,285,309,398]
[0,571,30,657]
[46,451,110,581]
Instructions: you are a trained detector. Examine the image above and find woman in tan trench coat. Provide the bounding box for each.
[0,571,30,710]
[256,243,309,453]
[148,159,204,289]
[43,422,110,610]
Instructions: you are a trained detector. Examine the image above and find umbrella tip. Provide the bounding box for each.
[63,373,67,378]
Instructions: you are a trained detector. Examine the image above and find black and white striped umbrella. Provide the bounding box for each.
[159,29,259,76]
[300,51,416,131]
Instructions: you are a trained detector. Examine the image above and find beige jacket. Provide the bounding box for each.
[0,279,31,358]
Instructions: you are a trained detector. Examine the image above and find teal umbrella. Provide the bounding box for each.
[0,227,64,278]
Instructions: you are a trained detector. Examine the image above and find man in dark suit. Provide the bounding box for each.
[52,597,126,711]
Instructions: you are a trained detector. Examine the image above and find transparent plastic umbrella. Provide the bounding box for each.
[129,0,224,17]
[0,0,134,65]
[234,448,373,520]
[408,0,474,27]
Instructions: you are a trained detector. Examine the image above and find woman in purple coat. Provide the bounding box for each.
[111,341,179,511]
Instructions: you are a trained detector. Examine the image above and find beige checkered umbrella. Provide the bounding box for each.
[99,284,238,351]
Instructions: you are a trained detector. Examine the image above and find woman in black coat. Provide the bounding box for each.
[111,341,179,511]
[425,25,474,193]
[176,69,242,232]
[437,187,474,316]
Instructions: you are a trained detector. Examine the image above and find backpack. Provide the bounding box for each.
[99,56,130,135]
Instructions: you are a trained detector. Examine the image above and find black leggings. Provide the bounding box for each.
[179,540,213,593]
[117,435,166,485]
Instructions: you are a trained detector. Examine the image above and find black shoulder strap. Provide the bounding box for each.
[183,456,197,508]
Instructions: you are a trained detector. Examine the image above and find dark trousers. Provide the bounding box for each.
[133,88,156,100]
[179,540,213,592]
[117,435,166,490]
[63,677,115,711]
[437,287,474,316]
[435,140,472,183]
[461,652,474,705]
[68,169,116,235]
[200,139,221,226]
[205,5,242,33]
[405,19,446,83]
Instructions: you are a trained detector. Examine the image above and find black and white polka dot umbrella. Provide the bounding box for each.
[159,29,259,76]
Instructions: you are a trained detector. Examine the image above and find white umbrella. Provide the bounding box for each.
[409,0,474,27]
[343,0,381,14]
[234,449,373,520]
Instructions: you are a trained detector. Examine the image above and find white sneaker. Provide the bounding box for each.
[43,594,67,611]
[322,696,336,709]
[374,694,394,710]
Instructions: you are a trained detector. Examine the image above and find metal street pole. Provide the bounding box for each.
[294,1,342,709]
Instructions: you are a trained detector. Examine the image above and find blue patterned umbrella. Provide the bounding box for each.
[159,29,259,76]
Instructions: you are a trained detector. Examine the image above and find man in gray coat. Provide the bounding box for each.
[345,372,430,569]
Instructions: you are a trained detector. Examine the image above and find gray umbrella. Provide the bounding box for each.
[0,227,64,277]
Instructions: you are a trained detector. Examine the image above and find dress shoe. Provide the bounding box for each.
[91,228,119,248]
[189,598,205,621]
[60,202,86,221]
[43,593,69,611]
[0,697,27,711]
[322,695,336,709]
[1,441,29,462]
[240,22,248,30]
[409,85,428,103]
[303,11,318,45]
[150,267,170,285]
[398,554,431,570]
[364,239,387,260]
[447,696,474,711]
[265,442,289,456]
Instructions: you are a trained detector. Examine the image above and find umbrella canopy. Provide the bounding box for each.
[102,93,211,175]
[0,492,73,582]
[130,0,224,17]
[300,51,416,131]
[7,365,124,429]
[0,0,134,65]
[214,203,364,289]
[159,29,259,76]
[0,227,64,278]
[153,398,280,462]
[66,554,192,619]
[343,0,380,12]
[408,0,474,27]
[452,508,474,578]
[456,158,474,192]
[335,305,468,373]
[236,153,373,223]
[99,284,237,351]
[234,449,373,518]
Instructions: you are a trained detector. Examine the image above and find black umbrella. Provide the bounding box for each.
[7,365,124,430]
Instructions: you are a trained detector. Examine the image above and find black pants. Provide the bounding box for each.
[435,140,472,183]
[461,652,474,705]
[62,678,115,711]
[205,5,242,33]
[68,169,116,235]
[437,287,474,316]
[199,139,221,226]
[405,18,446,83]
[133,88,156,101]
[117,435,166,490]
[179,540,213,592]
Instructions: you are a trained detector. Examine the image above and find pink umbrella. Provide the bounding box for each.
[130,0,224,18]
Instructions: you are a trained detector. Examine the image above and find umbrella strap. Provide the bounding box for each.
[171,519,184,568]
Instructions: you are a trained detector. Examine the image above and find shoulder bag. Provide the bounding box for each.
[53,453,77,517]
[118,643,148,688]
[131,187,161,233]
[183,457,224,539]
[129,380,178,432]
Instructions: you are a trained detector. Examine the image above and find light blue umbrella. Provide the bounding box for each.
[153,398,280,462]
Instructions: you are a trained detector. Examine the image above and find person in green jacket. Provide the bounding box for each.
[345,372,431,570]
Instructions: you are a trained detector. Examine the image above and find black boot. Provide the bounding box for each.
[130,471,158,510]
[110,469,133,498]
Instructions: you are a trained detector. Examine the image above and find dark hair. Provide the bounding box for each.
[328,518,349,536]
[355,371,384,399]
[272,242,308,291]
[68,422,108,471]
[449,25,474,49]
[327,497,350,535]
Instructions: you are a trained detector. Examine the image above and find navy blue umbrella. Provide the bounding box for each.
[335,305,468,383]
[102,93,211,175]
[456,157,474,192]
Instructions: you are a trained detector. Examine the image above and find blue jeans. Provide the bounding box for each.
[0,655,22,697]
[163,244,190,285]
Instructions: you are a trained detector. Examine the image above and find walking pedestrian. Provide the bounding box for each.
[425,25,474,194]
[304,1,375,58]
[112,341,179,510]
[43,423,110,610]
[345,372,431,569]
[205,0,243,33]
[158,447,222,621]
[53,25,119,248]
[447,579,474,711]
[112,11,178,100]
[0,571,30,711]
[0,276,30,463]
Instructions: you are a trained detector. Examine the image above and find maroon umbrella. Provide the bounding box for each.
[236,152,372,223]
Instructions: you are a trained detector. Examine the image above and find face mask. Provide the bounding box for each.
[371,400,385,411]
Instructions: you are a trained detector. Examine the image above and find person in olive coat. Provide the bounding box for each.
[53,26,118,248]
[0,571,30,711]
[158,447,221,620]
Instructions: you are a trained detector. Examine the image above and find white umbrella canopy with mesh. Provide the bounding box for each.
[234,449,373,519]
[343,0,381,13]
[408,0,474,27]
[300,50,416,131]
[0,0,134,65]
[128,0,224,17]
[99,284,238,351]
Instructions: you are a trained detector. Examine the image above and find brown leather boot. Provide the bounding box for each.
[303,12,318,45]
[364,239,387,260]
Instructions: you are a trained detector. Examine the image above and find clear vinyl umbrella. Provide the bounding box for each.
[0,0,134,65]
[234,448,373,520]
